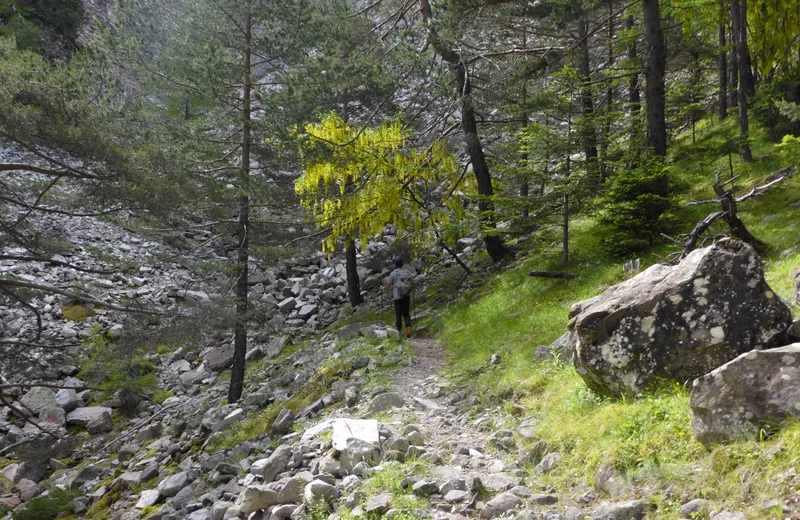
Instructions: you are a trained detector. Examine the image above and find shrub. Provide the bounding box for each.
[77,325,166,414]
[12,488,76,520]
[598,158,679,257]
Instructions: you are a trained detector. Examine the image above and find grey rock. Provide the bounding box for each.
[16,479,40,501]
[187,509,210,520]
[157,471,189,498]
[180,370,206,386]
[136,489,161,508]
[691,345,800,444]
[365,493,393,515]
[411,478,439,496]
[481,492,523,519]
[140,463,160,482]
[591,500,648,520]
[680,499,714,517]
[594,458,629,497]
[251,445,292,483]
[210,502,233,520]
[55,389,79,412]
[20,387,58,416]
[536,452,561,473]
[345,386,359,407]
[444,490,470,503]
[168,482,195,509]
[571,242,791,396]
[39,407,66,426]
[368,392,405,413]
[238,485,279,515]
[272,504,298,518]
[270,476,305,504]
[517,419,538,440]
[529,494,559,505]
[712,513,746,520]
[244,391,272,408]
[66,406,113,434]
[304,479,338,503]
[271,409,295,436]
[65,464,103,489]
[203,343,235,371]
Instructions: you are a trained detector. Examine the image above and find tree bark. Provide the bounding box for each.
[578,17,599,180]
[718,7,728,120]
[731,0,753,161]
[418,0,505,262]
[228,0,253,403]
[600,2,615,183]
[728,24,738,109]
[627,16,640,116]
[643,0,667,156]
[228,2,252,404]
[735,0,755,98]
[345,239,363,307]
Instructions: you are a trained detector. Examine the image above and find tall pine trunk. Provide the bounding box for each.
[728,24,739,110]
[419,0,505,262]
[229,2,252,404]
[600,2,615,183]
[578,17,599,179]
[718,6,728,120]
[643,0,667,156]
[731,0,753,161]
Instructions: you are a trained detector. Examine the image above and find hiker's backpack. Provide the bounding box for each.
[394,269,413,298]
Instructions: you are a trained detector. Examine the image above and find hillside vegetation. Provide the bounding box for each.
[428,122,800,519]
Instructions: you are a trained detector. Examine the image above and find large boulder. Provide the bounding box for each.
[66,407,113,434]
[203,343,235,372]
[691,344,800,444]
[570,241,791,396]
[19,387,58,416]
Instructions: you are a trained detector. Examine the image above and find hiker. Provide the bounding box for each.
[382,255,415,338]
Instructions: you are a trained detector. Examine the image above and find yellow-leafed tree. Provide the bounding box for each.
[296,113,473,282]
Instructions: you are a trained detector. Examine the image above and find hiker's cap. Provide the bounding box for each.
[393,256,403,266]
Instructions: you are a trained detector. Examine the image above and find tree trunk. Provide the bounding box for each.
[728,24,738,109]
[731,0,753,161]
[578,17,599,179]
[228,2,252,405]
[627,16,640,116]
[562,156,570,266]
[600,2,614,183]
[418,0,505,262]
[643,0,667,156]
[735,0,755,98]
[718,8,728,120]
[345,239,363,307]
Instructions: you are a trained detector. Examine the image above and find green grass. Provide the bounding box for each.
[431,120,800,518]
[208,382,328,451]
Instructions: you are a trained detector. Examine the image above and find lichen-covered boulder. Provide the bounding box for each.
[691,344,800,444]
[570,241,791,396]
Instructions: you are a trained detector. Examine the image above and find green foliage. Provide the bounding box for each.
[61,305,96,323]
[77,325,166,412]
[12,488,77,520]
[598,159,679,257]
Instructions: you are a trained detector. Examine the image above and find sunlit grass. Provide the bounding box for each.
[432,121,800,518]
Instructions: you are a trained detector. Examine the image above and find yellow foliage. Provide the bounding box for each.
[295,113,468,253]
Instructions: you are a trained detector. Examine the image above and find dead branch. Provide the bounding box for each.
[678,168,794,261]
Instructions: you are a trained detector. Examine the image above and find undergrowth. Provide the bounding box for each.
[434,121,800,519]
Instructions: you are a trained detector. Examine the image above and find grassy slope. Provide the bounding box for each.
[432,122,800,519]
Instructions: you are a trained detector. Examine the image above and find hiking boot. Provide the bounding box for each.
[406,326,412,338]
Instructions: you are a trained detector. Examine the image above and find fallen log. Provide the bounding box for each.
[528,270,577,279]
